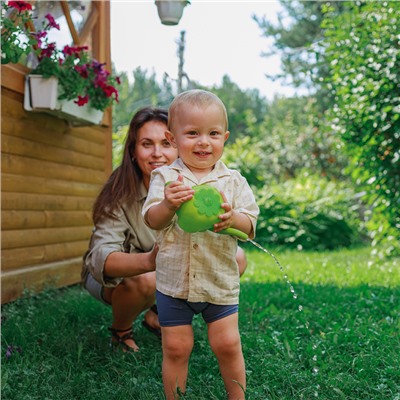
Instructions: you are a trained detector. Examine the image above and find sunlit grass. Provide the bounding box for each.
[2,246,399,399]
[242,244,399,287]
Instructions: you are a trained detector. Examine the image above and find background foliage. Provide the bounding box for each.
[252,173,364,250]
[321,1,400,257]
[111,1,399,255]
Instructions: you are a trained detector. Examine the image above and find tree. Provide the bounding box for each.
[322,1,400,255]
[261,95,347,180]
[210,75,267,143]
[112,67,174,133]
[254,0,347,111]
[223,95,348,185]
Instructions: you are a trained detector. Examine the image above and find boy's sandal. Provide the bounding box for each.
[108,327,138,352]
[141,304,162,339]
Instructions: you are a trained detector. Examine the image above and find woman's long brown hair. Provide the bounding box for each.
[92,107,168,224]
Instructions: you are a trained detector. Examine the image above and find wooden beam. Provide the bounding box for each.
[79,6,99,45]
[2,173,100,199]
[2,226,93,250]
[1,209,92,230]
[1,258,83,304]
[1,134,105,170]
[2,241,89,271]
[2,153,105,184]
[0,64,29,94]
[60,0,80,45]
[99,0,113,173]
[1,192,95,212]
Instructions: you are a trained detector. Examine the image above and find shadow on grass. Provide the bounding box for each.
[1,281,399,400]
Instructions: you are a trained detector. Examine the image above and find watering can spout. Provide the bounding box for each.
[173,183,248,240]
[219,227,248,241]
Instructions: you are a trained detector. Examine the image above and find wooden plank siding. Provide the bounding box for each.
[1,0,112,304]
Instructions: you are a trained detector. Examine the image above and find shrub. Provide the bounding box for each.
[321,1,400,255]
[254,173,366,250]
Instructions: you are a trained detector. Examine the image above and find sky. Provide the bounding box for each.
[110,1,299,99]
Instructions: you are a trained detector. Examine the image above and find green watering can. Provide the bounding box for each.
[173,183,248,240]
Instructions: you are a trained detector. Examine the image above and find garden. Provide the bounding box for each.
[2,1,399,399]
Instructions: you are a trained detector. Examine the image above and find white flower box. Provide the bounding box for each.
[24,75,103,126]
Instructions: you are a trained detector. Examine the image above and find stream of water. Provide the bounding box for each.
[246,239,320,381]
[247,239,303,312]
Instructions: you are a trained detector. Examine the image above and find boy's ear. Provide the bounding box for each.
[224,131,230,142]
[165,130,177,147]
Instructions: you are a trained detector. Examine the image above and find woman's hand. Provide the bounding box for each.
[144,243,159,272]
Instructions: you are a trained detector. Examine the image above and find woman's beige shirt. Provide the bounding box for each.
[82,183,155,287]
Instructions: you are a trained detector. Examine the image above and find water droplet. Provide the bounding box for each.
[247,239,303,330]
[312,368,319,375]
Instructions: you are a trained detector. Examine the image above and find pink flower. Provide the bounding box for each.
[45,14,60,30]
[32,31,47,48]
[8,1,32,12]
[74,95,89,106]
[74,64,89,78]
[77,46,89,52]
[39,43,57,59]
[93,73,107,87]
[62,45,74,56]
[102,84,119,101]
[63,45,88,56]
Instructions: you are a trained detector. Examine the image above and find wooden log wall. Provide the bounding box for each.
[1,64,112,304]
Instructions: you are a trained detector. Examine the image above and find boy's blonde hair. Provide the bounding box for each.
[168,89,228,131]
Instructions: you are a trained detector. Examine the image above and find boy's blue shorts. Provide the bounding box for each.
[156,290,239,327]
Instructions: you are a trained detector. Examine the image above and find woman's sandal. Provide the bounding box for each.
[108,327,138,352]
[141,304,162,339]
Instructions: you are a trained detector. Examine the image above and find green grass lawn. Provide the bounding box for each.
[2,246,399,399]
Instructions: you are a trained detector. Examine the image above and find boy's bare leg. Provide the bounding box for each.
[161,324,194,400]
[207,313,246,400]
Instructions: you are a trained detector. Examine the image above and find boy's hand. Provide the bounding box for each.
[214,191,234,233]
[164,175,194,211]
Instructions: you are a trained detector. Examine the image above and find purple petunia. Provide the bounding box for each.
[5,345,22,360]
